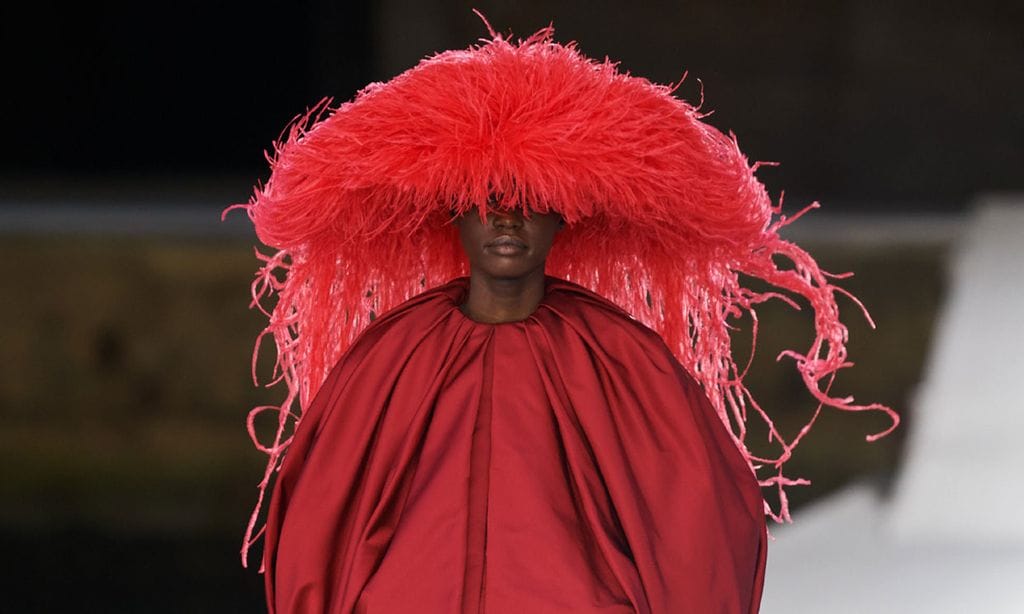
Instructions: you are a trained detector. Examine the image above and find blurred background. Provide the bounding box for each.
[1,1,1020,612]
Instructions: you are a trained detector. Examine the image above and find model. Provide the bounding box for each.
[231,17,897,613]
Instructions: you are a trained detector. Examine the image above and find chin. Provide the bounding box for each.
[478,259,543,280]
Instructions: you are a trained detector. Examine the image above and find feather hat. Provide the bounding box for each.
[229,18,898,566]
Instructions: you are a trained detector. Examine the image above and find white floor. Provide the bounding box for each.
[762,198,1024,613]
[762,483,1024,613]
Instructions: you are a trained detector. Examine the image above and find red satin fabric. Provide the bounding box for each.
[264,276,766,613]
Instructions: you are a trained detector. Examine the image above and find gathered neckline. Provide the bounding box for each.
[446,276,556,325]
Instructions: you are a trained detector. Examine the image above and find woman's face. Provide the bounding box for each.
[455,207,563,280]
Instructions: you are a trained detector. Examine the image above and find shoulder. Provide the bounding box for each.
[337,277,468,359]
[540,276,681,368]
[543,276,666,343]
[371,277,466,328]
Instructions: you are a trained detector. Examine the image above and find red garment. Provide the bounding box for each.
[264,276,766,613]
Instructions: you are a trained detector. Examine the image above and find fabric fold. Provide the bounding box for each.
[264,276,766,613]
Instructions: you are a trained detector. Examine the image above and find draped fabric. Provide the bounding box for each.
[264,276,766,613]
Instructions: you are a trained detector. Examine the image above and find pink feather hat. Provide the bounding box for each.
[229,20,898,566]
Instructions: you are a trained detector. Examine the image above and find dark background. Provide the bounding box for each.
[3,0,1022,208]
[0,1,1019,612]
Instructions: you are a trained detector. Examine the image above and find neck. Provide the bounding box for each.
[460,268,547,323]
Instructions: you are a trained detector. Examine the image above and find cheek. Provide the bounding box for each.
[457,224,485,262]
[535,226,561,257]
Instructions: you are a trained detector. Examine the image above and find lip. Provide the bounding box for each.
[486,235,528,249]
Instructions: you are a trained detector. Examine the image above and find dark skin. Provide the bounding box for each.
[454,207,564,323]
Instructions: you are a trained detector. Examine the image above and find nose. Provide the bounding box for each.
[489,209,523,230]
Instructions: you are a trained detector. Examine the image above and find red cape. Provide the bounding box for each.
[264,276,766,613]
